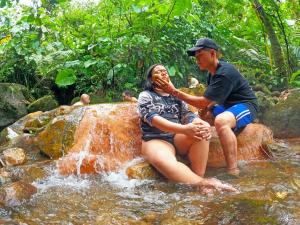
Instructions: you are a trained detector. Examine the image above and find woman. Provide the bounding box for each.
[138,64,236,192]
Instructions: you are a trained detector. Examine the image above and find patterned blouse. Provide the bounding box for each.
[137,90,197,141]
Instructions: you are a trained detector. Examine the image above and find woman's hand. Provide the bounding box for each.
[182,123,205,141]
[191,118,211,140]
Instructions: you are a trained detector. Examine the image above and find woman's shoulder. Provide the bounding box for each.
[138,90,155,104]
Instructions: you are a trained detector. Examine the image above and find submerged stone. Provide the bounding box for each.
[0,181,37,207]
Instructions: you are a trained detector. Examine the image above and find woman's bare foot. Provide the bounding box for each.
[194,178,238,194]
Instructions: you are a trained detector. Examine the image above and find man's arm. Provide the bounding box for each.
[154,79,212,110]
[172,89,212,110]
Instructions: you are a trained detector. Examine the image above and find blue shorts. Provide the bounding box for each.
[211,103,253,132]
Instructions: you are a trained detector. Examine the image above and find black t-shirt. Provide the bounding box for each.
[203,61,258,118]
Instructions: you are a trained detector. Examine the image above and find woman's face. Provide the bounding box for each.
[151,65,170,83]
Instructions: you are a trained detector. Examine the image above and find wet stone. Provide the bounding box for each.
[2,147,27,166]
[0,181,37,207]
[0,170,12,185]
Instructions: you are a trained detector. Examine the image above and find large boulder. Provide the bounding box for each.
[56,105,273,175]
[0,83,33,131]
[2,102,274,176]
[260,88,300,138]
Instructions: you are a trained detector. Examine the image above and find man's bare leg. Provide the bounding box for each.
[214,112,240,176]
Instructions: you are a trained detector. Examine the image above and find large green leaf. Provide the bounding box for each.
[172,0,192,16]
[55,68,77,87]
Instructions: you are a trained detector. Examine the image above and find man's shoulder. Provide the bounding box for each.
[218,61,238,73]
[217,61,242,79]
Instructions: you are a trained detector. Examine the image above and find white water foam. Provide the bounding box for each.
[101,157,153,190]
[33,167,91,193]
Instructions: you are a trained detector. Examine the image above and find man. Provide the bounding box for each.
[155,38,258,176]
[122,90,138,102]
[73,94,90,106]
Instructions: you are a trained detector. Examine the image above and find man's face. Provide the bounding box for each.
[195,49,213,70]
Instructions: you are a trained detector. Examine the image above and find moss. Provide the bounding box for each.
[27,95,59,113]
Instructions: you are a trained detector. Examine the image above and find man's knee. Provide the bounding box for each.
[214,113,236,131]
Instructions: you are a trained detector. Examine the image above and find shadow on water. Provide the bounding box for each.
[1,139,299,225]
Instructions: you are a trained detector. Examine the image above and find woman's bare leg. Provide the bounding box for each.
[174,134,209,177]
[142,139,202,184]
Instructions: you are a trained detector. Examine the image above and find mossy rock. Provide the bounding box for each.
[262,88,300,138]
[36,117,77,159]
[0,83,33,130]
[126,161,162,180]
[27,95,59,113]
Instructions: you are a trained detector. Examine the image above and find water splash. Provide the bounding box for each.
[101,158,152,190]
[33,166,91,193]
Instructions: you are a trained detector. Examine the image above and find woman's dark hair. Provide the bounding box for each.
[143,63,164,91]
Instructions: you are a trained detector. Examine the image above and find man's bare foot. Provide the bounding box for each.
[227,167,240,176]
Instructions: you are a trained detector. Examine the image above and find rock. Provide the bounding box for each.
[261,88,300,138]
[208,124,273,168]
[0,170,12,185]
[126,124,273,179]
[253,83,271,94]
[57,104,141,175]
[126,161,162,180]
[2,147,27,166]
[0,83,33,131]
[27,95,59,113]
[0,111,43,149]
[255,91,277,121]
[2,102,274,176]
[36,106,84,159]
[0,181,37,207]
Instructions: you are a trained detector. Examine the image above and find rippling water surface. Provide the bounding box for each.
[1,139,300,225]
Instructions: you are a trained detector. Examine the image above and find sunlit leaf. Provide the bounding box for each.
[55,68,77,87]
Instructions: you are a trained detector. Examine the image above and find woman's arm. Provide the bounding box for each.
[152,116,204,141]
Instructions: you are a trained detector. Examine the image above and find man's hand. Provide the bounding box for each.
[153,77,176,94]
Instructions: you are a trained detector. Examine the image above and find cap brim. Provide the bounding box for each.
[187,46,204,56]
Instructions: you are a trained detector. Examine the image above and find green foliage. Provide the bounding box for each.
[289,70,300,88]
[55,69,77,87]
[0,0,299,102]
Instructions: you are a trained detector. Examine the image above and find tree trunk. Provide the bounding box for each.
[252,0,287,89]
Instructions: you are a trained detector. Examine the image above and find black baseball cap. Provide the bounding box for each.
[187,38,219,56]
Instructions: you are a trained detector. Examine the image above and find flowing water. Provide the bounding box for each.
[1,139,299,225]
